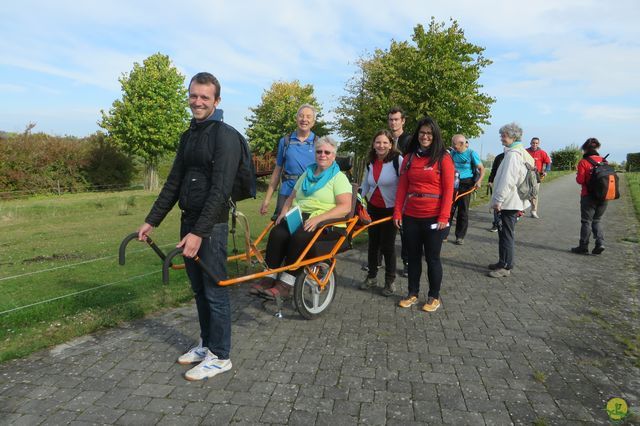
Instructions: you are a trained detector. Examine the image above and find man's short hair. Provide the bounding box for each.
[387,106,405,118]
[190,72,221,100]
[297,104,317,120]
[531,137,540,143]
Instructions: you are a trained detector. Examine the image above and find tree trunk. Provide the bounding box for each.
[144,162,159,191]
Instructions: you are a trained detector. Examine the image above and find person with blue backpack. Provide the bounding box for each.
[359,130,403,296]
[449,134,485,245]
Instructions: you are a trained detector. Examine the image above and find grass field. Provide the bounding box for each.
[0,191,272,362]
[0,169,576,362]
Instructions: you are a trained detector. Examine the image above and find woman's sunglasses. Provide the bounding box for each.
[315,150,334,155]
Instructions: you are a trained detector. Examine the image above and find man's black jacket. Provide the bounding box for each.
[145,118,242,237]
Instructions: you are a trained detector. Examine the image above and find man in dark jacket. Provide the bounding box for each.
[137,72,242,381]
[487,152,504,232]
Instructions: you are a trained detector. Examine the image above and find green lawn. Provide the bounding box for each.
[0,191,272,362]
[627,172,640,224]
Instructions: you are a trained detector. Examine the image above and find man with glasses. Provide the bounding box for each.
[259,104,318,218]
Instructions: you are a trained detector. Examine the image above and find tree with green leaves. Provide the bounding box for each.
[336,18,495,155]
[99,53,189,190]
[246,80,330,154]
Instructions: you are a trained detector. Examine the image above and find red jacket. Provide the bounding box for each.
[526,148,551,173]
[394,153,455,223]
[576,155,605,197]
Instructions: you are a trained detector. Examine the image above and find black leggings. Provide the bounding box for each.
[265,220,341,271]
[366,203,397,281]
[402,215,447,299]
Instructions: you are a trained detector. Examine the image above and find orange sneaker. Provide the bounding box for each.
[421,297,441,312]
[398,295,418,308]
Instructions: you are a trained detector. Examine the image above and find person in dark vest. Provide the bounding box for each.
[571,138,608,255]
[137,72,242,381]
[387,106,412,277]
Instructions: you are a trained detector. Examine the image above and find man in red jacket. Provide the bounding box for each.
[526,137,551,218]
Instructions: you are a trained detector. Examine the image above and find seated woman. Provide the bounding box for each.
[249,136,353,299]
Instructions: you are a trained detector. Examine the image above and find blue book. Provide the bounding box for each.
[285,206,303,234]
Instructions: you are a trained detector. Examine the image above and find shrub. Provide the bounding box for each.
[551,144,581,170]
[0,132,90,196]
[627,153,640,172]
[83,132,135,190]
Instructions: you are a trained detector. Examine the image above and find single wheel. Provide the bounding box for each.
[293,261,336,320]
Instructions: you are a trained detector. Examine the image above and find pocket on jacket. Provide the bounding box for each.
[179,169,210,212]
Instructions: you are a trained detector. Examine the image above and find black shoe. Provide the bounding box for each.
[592,245,605,255]
[570,246,589,254]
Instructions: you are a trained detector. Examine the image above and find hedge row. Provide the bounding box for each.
[0,132,134,197]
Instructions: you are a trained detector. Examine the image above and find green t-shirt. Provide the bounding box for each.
[293,171,352,218]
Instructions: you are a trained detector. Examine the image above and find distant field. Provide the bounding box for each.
[0,190,271,362]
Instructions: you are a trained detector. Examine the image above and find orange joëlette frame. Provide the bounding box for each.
[217,215,393,289]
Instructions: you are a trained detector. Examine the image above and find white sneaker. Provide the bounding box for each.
[531,211,539,219]
[184,350,232,381]
[177,340,208,365]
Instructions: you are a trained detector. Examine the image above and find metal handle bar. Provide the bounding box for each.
[162,248,219,285]
[119,232,181,269]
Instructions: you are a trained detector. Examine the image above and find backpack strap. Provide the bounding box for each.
[393,155,400,177]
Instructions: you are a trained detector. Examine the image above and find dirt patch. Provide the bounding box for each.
[22,253,86,264]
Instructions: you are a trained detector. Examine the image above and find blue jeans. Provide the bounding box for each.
[402,215,447,299]
[181,221,231,359]
[497,210,518,269]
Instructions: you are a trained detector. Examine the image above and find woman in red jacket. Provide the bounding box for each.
[393,116,455,312]
[572,138,607,255]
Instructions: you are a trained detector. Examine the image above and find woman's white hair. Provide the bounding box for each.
[315,136,338,152]
[498,122,523,141]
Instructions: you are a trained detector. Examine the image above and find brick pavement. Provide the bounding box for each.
[1,174,639,425]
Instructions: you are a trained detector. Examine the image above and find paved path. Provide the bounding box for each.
[1,175,639,425]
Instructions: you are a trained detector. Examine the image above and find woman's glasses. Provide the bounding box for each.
[315,150,334,155]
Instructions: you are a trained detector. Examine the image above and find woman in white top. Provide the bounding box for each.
[488,122,535,278]
[359,130,403,296]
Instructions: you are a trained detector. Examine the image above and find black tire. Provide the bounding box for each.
[293,262,336,320]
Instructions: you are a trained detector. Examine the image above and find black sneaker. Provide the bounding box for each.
[592,245,605,255]
[570,246,589,254]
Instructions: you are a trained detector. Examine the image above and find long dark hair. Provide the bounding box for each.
[406,116,445,166]
[368,129,401,164]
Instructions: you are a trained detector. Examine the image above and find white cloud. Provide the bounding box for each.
[574,104,640,121]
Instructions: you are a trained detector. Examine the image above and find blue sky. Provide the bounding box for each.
[1,0,638,162]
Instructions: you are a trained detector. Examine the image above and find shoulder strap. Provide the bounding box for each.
[404,153,414,173]
[393,155,400,177]
[585,157,599,167]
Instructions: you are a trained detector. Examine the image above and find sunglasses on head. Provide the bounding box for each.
[315,149,333,155]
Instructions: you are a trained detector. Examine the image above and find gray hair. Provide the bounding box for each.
[297,103,317,120]
[499,122,523,141]
[315,136,338,152]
